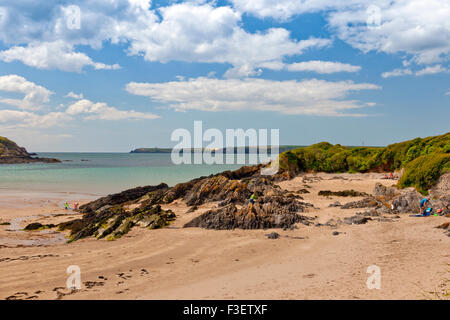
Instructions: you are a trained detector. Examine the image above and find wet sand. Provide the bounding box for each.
[0,174,448,300]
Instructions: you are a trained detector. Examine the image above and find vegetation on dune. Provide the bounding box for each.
[279,132,450,194]
[0,136,18,156]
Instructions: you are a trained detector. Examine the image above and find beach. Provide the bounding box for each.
[1,172,448,300]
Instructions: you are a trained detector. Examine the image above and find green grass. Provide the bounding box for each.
[279,132,450,194]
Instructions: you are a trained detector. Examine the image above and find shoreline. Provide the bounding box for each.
[0,171,448,300]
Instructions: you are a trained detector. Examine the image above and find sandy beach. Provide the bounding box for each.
[0,172,448,300]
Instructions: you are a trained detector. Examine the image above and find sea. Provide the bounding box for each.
[0,153,252,196]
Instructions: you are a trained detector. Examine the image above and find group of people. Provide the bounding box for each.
[382,172,397,180]
[64,202,79,211]
[412,197,447,217]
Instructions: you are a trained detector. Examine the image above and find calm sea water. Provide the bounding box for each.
[0,153,249,196]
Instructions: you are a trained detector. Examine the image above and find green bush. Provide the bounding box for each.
[398,153,450,194]
[278,132,450,193]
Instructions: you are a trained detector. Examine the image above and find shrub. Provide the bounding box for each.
[398,153,450,194]
[278,132,450,193]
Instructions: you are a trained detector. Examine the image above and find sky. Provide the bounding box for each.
[0,0,449,152]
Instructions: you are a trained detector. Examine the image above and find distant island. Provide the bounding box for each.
[0,136,60,164]
[130,145,304,154]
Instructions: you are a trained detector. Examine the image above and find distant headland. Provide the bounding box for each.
[0,136,61,164]
[130,145,304,154]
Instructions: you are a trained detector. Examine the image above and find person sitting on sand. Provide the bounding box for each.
[419,198,429,214]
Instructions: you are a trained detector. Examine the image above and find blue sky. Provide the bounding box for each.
[0,0,449,152]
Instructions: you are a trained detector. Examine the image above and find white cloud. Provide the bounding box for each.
[0,74,160,129]
[381,68,413,78]
[327,0,450,65]
[0,109,71,128]
[382,64,448,78]
[445,90,450,96]
[286,61,361,73]
[65,91,84,99]
[122,3,331,77]
[232,0,450,67]
[66,99,160,120]
[126,77,380,116]
[0,41,120,72]
[0,74,53,110]
[0,1,330,75]
[230,0,362,21]
[415,65,448,76]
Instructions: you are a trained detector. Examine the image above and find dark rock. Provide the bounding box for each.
[58,204,175,241]
[24,223,55,231]
[79,184,168,213]
[389,189,422,213]
[186,205,198,213]
[318,190,368,197]
[329,201,342,207]
[373,183,398,199]
[266,232,280,239]
[184,196,314,230]
[332,231,340,236]
[343,215,372,225]
[341,197,378,209]
[436,222,450,230]
[315,218,340,228]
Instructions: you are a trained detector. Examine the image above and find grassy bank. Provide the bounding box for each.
[279,132,450,194]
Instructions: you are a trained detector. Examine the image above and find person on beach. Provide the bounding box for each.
[74,203,79,211]
[64,202,69,210]
[249,193,256,205]
[419,198,429,214]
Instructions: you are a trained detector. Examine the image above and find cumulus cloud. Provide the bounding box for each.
[0,74,160,128]
[0,109,71,128]
[0,41,120,72]
[0,1,330,75]
[327,0,450,65]
[66,99,160,120]
[65,91,84,99]
[230,0,364,20]
[286,61,361,73]
[122,3,331,77]
[381,68,413,78]
[126,77,380,116]
[0,74,53,110]
[415,65,448,76]
[232,0,450,67]
[382,65,448,78]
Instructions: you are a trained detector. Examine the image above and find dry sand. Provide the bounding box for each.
[0,173,448,300]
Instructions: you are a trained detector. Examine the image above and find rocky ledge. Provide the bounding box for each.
[58,165,450,242]
[0,136,60,164]
[58,164,315,241]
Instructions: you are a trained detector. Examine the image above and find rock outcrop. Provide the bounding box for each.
[0,136,60,164]
[59,203,175,242]
[59,163,304,241]
[78,184,169,213]
[318,190,368,197]
[184,195,314,230]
